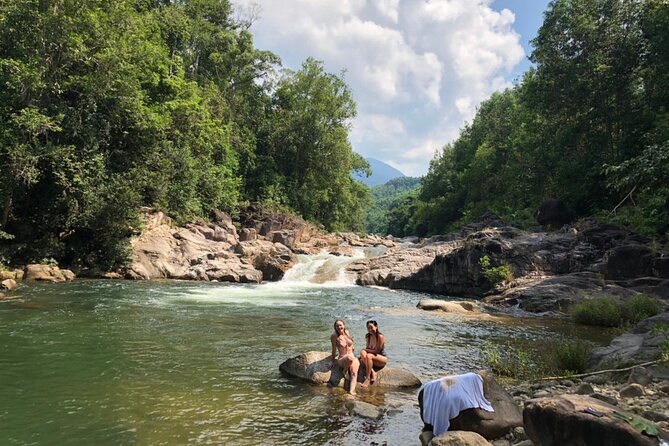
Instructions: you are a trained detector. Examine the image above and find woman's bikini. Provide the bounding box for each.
[337,334,354,356]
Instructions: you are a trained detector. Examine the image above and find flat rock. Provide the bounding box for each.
[417,299,482,313]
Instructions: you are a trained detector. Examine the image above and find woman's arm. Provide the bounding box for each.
[367,334,385,355]
[330,333,337,363]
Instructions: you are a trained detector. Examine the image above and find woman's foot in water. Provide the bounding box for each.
[359,380,370,389]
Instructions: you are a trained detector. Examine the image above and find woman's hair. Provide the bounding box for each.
[365,320,382,340]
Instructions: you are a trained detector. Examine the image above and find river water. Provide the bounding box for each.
[0,252,611,445]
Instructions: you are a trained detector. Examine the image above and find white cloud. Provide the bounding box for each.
[233,0,525,176]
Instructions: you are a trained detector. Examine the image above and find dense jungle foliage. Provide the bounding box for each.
[388,0,669,238]
[0,0,369,269]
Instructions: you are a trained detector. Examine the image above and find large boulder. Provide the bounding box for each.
[279,351,422,388]
[425,431,492,446]
[523,394,669,446]
[24,264,75,282]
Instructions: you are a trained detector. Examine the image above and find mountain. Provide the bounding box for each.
[354,157,405,187]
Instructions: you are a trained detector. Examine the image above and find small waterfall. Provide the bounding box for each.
[281,249,366,285]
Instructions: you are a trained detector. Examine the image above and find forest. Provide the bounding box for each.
[0,0,369,270]
[1,0,668,271]
[389,0,669,238]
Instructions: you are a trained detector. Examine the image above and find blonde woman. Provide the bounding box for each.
[330,319,360,395]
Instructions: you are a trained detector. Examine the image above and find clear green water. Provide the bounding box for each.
[0,276,612,445]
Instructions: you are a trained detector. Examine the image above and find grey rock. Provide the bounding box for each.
[619,383,645,398]
[345,400,383,420]
[628,366,653,386]
[574,383,594,395]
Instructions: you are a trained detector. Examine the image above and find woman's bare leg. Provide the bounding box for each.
[359,351,373,387]
[369,354,388,384]
[349,357,360,395]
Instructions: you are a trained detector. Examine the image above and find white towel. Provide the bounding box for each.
[421,372,494,435]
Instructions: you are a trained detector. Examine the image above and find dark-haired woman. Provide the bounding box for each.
[359,320,388,388]
[330,319,360,395]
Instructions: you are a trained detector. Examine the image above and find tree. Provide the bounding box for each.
[259,58,369,231]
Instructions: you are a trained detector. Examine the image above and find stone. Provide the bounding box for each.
[1,278,18,291]
[523,394,668,446]
[239,228,257,241]
[428,431,492,446]
[628,366,653,386]
[345,400,383,420]
[574,383,594,395]
[619,383,645,398]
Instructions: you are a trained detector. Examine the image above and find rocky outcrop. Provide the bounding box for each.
[125,209,301,282]
[24,264,75,282]
[278,351,422,388]
[124,207,393,283]
[523,394,669,446]
[350,216,669,313]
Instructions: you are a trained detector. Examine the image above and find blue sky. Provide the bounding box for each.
[233,0,552,176]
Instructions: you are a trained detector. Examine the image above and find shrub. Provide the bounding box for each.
[479,255,514,285]
[570,298,623,327]
[570,295,663,327]
[550,339,591,374]
[621,294,663,325]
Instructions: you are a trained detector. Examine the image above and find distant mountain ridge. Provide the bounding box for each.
[354,157,405,187]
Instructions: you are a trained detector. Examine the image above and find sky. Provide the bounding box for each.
[232,0,551,177]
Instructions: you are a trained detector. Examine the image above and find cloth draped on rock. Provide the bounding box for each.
[421,372,494,435]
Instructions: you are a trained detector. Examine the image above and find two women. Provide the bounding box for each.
[330,319,388,394]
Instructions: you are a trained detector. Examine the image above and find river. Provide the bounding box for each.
[0,252,611,445]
